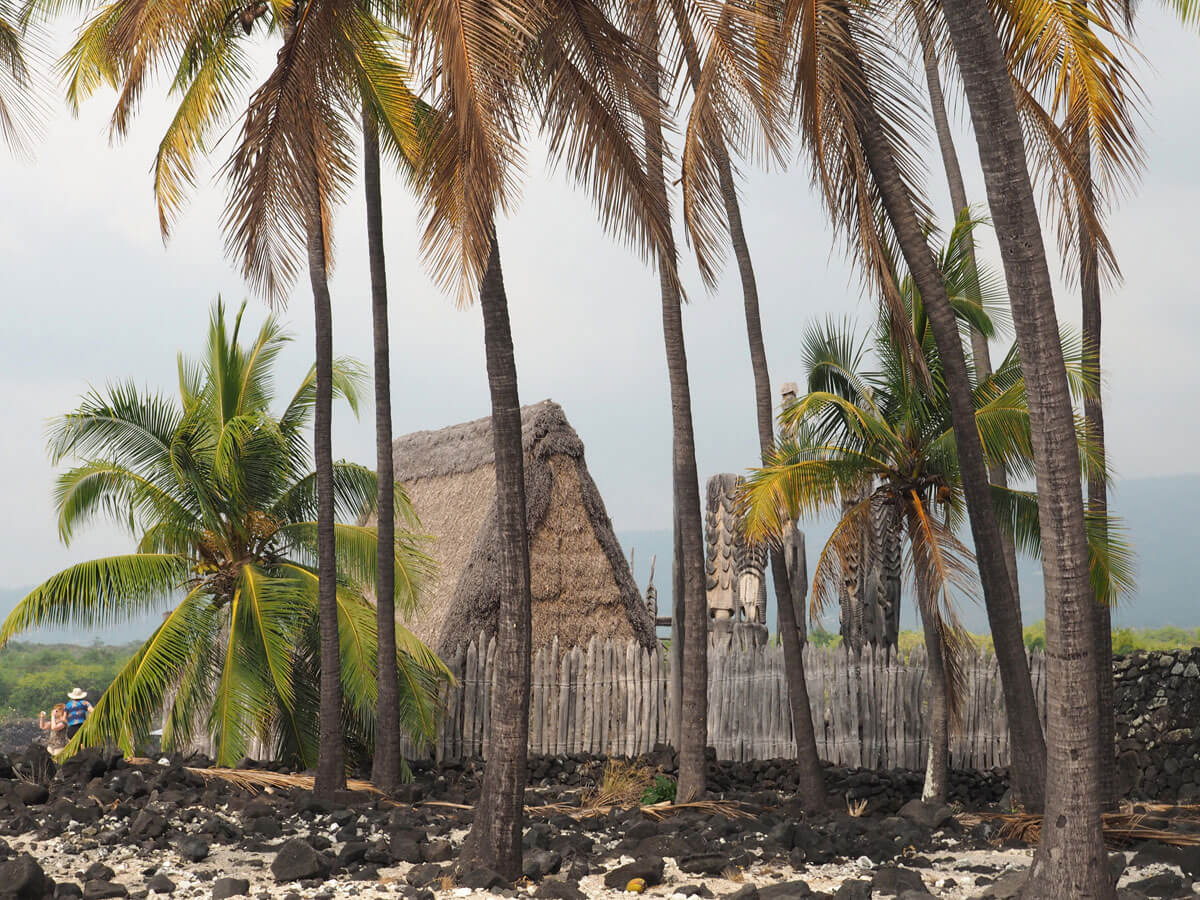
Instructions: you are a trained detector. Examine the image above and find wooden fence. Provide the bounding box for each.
[409,635,1048,771]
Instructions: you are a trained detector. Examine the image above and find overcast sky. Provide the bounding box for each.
[2,9,1197,592]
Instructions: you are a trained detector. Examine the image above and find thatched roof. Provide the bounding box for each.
[392,400,655,657]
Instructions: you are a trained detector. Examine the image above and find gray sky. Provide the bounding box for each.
[1,9,1197,592]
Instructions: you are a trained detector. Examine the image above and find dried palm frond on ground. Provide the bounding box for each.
[957,804,1200,849]
[582,759,655,809]
[184,767,381,795]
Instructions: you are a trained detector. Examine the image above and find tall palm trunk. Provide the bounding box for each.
[911,529,949,803]
[1076,124,1116,811]
[305,174,345,800]
[911,0,1022,616]
[842,46,1047,811]
[936,0,1112,891]
[363,108,402,793]
[670,4,826,805]
[456,236,532,880]
[640,1,707,802]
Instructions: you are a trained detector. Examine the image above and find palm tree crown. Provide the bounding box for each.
[0,300,447,767]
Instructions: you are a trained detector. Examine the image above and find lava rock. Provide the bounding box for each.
[130,810,168,839]
[271,837,330,883]
[979,870,1027,900]
[757,881,812,900]
[728,887,760,900]
[404,864,443,888]
[212,877,250,899]
[54,884,83,900]
[82,881,129,900]
[534,879,585,900]
[1124,873,1185,898]
[176,835,211,862]
[603,857,664,890]
[458,867,509,891]
[832,881,872,900]
[83,863,116,882]
[523,850,562,881]
[12,782,49,806]
[0,854,48,900]
[871,866,929,896]
[897,799,952,829]
[677,854,733,877]
[146,873,176,895]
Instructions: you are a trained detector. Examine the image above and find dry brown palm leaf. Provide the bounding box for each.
[958,807,1200,849]
[532,0,672,271]
[185,766,383,794]
[408,0,539,302]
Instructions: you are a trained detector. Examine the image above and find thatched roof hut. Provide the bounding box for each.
[391,400,655,657]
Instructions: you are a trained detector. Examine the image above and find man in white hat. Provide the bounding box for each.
[64,688,92,739]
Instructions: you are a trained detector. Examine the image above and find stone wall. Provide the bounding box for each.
[1114,647,1200,801]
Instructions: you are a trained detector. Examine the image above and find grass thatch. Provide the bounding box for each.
[389,400,655,657]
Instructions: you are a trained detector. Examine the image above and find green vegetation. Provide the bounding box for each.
[641,774,677,805]
[0,641,137,720]
[0,301,449,766]
[822,622,1199,656]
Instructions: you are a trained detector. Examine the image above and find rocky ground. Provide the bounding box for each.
[1,747,1197,900]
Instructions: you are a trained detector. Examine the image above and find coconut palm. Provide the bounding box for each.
[625,0,710,803]
[49,0,427,797]
[740,220,1132,802]
[667,0,827,809]
[0,300,448,768]
[931,0,1125,885]
[728,0,1052,810]
[0,0,40,154]
[405,0,671,875]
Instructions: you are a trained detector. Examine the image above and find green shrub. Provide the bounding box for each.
[641,775,677,805]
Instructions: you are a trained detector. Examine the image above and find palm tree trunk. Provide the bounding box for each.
[705,81,827,810]
[912,0,1023,619]
[305,174,345,800]
[773,519,828,809]
[638,3,708,801]
[1076,121,1116,811]
[363,107,402,793]
[845,52,1047,811]
[670,504,685,751]
[911,534,949,803]
[936,0,1112,891]
[456,236,532,881]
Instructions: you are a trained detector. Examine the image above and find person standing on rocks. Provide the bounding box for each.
[64,688,92,739]
[39,703,68,752]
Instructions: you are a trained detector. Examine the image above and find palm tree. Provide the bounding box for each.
[907,1,1023,621]
[0,0,39,155]
[51,0,427,798]
[741,222,1132,802]
[629,0,709,804]
[740,0,1051,810]
[405,0,671,875]
[0,300,447,767]
[932,0,1117,888]
[669,0,827,809]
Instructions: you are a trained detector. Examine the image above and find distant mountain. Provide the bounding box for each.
[3,475,1194,646]
[619,474,1200,635]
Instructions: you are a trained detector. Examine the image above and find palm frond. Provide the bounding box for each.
[0,554,191,647]
[408,0,538,300]
[64,585,216,759]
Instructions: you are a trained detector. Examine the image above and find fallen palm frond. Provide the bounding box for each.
[184,766,382,795]
[417,796,751,821]
[957,805,1200,849]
